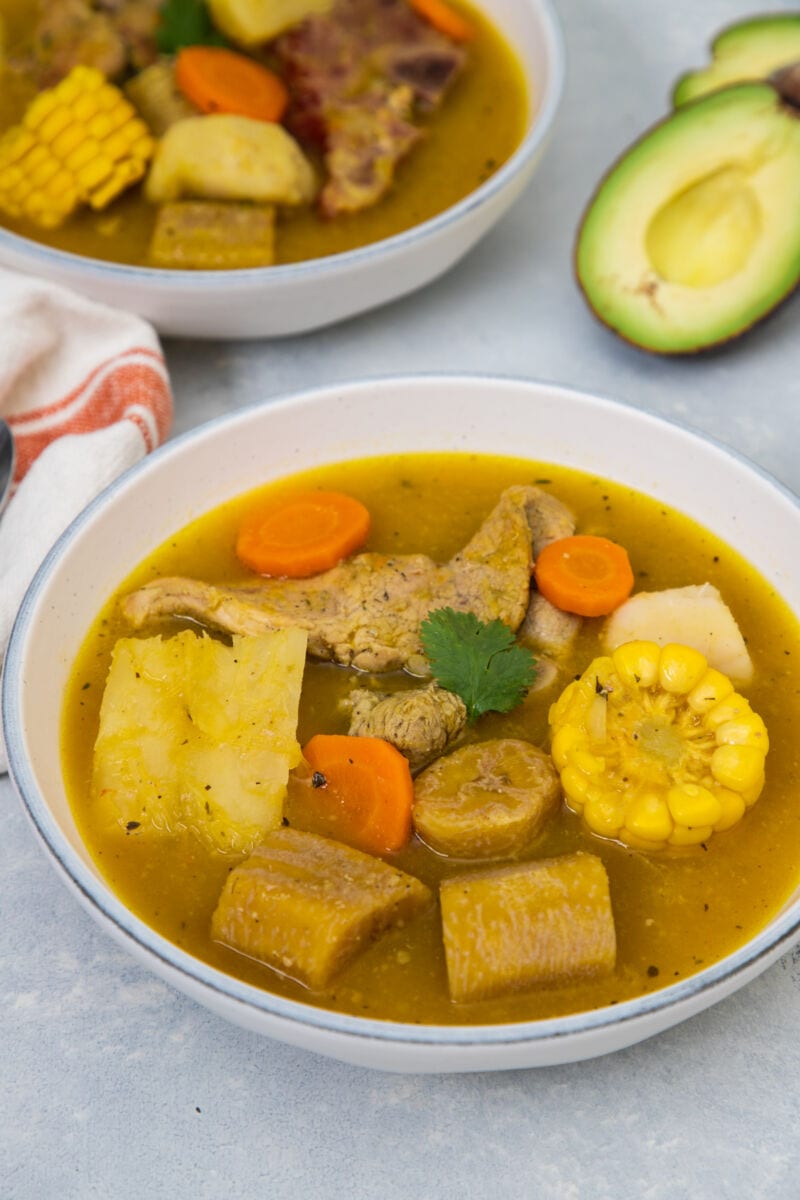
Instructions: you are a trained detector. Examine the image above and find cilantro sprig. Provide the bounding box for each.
[157,0,228,53]
[419,608,537,722]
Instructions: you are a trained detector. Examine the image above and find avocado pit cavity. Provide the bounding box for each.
[645,166,761,288]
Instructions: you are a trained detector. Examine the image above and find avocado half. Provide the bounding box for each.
[575,79,800,354]
[673,14,800,107]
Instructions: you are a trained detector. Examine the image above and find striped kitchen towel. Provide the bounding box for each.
[0,267,173,769]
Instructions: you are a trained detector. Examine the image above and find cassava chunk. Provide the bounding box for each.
[413,739,560,859]
[92,628,307,854]
[211,827,431,988]
[148,201,276,268]
[145,114,316,206]
[440,852,616,1002]
[603,583,753,684]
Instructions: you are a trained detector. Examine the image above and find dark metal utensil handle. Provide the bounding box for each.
[0,418,15,516]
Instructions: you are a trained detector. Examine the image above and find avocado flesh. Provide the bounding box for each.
[576,84,800,354]
[673,15,800,107]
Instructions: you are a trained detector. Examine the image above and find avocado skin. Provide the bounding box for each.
[672,13,800,108]
[574,82,800,356]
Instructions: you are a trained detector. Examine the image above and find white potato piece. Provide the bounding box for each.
[208,0,332,45]
[603,582,753,684]
[145,115,316,206]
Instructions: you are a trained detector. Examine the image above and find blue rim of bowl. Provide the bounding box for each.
[5,373,800,1050]
[0,0,565,289]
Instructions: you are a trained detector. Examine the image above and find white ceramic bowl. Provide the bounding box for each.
[5,375,800,1072]
[0,0,563,339]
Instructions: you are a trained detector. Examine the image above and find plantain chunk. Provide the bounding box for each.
[148,200,276,269]
[211,827,431,989]
[440,852,616,1002]
[413,738,560,859]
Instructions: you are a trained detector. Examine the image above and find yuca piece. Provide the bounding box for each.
[211,827,431,989]
[413,739,560,858]
[440,852,616,1002]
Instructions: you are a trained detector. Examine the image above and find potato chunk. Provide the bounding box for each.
[92,629,307,853]
[148,201,275,268]
[211,827,432,988]
[208,0,333,46]
[145,115,316,206]
[440,852,616,1002]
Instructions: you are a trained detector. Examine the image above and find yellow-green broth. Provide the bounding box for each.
[0,0,527,267]
[61,453,800,1025]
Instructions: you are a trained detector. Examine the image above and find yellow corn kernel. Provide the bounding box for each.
[666,783,722,827]
[624,792,674,843]
[705,693,752,730]
[658,643,708,695]
[549,680,579,725]
[687,667,735,714]
[711,744,765,792]
[668,823,713,847]
[550,724,582,769]
[740,773,766,808]
[713,787,746,832]
[584,795,625,838]
[569,748,606,776]
[714,712,769,751]
[560,765,592,809]
[37,107,72,144]
[0,65,154,230]
[76,155,114,191]
[611,640,661,687]
[65,139,101,172]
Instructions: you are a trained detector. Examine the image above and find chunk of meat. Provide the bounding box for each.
[347,683,467,770]
[211,826,431,989]
[320,83,421,217]
[147,201,276,269]
[15,0,160,87]
[145,115,316,206]
[99,0,160,71]
[412,738,560,858]
[439,852,616,1002]
[518,591,581,654]
[276,0,465,214]
[122,485,558,673]
[518,489,581,653]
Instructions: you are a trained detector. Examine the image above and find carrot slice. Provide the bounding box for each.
[236,490,370,578]
[297,734,414,856]
[408,0,475,42]
[534,534,634,618]
[175,46,289,123]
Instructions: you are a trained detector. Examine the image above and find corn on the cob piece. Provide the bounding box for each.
[0,65,155,229]
[548,640,769,850]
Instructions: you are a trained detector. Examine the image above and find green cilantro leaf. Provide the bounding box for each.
[156,0,228,53]
[419,608,537,722]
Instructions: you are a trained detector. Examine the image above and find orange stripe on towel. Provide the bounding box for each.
[8,348,172,485]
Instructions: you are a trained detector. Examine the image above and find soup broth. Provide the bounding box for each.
[62,453,800,1024]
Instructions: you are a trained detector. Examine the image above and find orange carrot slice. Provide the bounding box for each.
[236,490,370,578]
[408,0,475,42]
[298,735,414,856]
[175,46,289,123]
[534,535,634,618]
